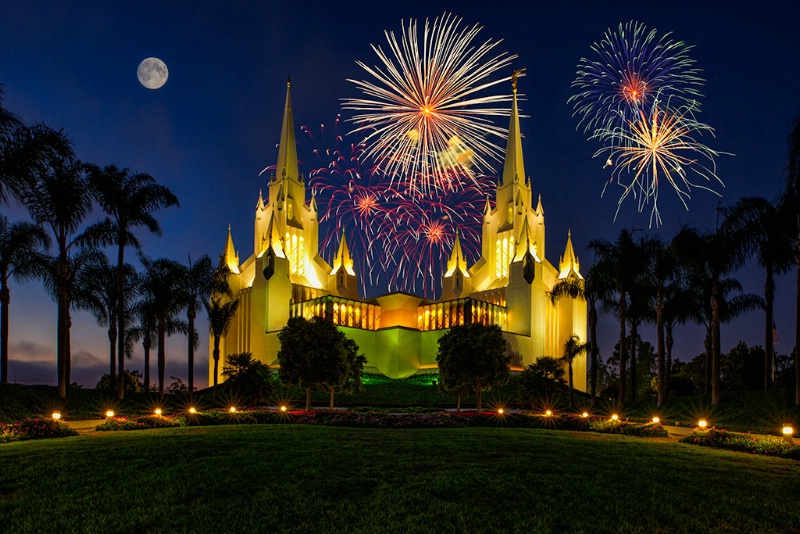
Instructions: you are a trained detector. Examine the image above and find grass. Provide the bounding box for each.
[2,425,800,532]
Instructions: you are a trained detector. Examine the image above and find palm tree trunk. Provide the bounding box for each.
[764,267,774,390]
[116,233,126,401]
[703,327,712,395]
[456,391,461,412]
[107,323,116,391]
[618,295,627,406]
[568,363,574,408]
[656,297,666,408]
[711,280,722,406]
[305,386,311,412]
[329,387,334,410]
[57,276,69,399]
[589,304,598,408]
[0,283,9,384]
[629,326,638,401]
[188,305,196,402]
[157,319,166,396]
[144,340,151,393]
[796,238,800,405]
[475,383,482,414]
[665,323,674,397]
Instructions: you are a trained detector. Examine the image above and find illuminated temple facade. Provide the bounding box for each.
[210,82,587,389]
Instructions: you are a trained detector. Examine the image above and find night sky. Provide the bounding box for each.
[1,1,799,389]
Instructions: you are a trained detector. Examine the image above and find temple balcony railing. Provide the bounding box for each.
[417,297,508,332]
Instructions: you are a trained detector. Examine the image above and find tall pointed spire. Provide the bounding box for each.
[444,229,469,277]
[331,229,355,275]
[558,229,583,280]
[222,224,240,274]
[501,71,526,187]
[276,78,299,183]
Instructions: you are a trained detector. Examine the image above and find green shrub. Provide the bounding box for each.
[0,417,78,443]
[680,427,800,460]
[96,415,186,431]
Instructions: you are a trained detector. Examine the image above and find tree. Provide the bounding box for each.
[0,217,49,383]
[23,155,93,398]
[86,164,178,400]
[589,230,644,406]
[205,296,239,396]
[127,296,157,391]
[519,356,566,406]
[96,369,142,394]
[436,322,509,413]
[73,254,138,390]
[277,316,365,411]
[221,352,274,405]
[561,335,589,408]
[777,116,800,405]
[181,255,227,402]
[673,222,750,405]
[139,257,188,395]
[724,196,793,390]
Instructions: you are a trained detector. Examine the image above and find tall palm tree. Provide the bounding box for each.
[86,164,178,400]
[0,217,50,383]
[205,296,239,396]
[724,197,793,390]
[589,229,644,406]
[777,116,800,405]
[181,255,228,401]
[674,223,750,405]
[140,257,188,395]
[549,264,611,407]
[73,255,139,389]
[561,335,589,408]
[23,157,92,398]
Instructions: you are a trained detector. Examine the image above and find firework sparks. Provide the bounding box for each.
[343,12,516,194]
[596,98,725,227]
[570,20,704,139]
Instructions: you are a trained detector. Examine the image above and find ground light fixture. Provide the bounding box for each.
[280,405,287,413]
[105,410,115,418]
[544,410,552,417]
[51,411,61,420]
[188,407,197,414]
[154,408,162,416]
[581,412,589,418]
[698,419,708,428]
[229,407,237,413]
[783,425,794,443]
[497,408,504,415]
[652,416,660,424]
[611,414,619,421]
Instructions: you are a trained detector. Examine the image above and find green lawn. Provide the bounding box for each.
[2,425,799,533]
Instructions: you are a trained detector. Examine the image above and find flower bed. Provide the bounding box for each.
[680,427,800,460]
[96,414,186,431]
[296,410,468,429]
[0,417,78,443]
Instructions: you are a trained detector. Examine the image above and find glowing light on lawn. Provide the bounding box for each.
[611,414,619,421]
[545,410,552,417]
[581,412,589,418]
[229,407,237,413]
[783,426,794,436]
[154,408,162,416]
[652,416,660,424]
[51,412,61,420]
[497,408,504,415]
[188,407,196,414]
[105,410,115,418]
[698,419,707,428]
[280,405,288,412]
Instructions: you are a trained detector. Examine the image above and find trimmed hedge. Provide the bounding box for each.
[0,417,79,443]
[680,427,800,460]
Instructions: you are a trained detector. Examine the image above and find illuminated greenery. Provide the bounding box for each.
[2,425,799,532]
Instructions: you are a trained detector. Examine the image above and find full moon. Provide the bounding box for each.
[137,57,168,90]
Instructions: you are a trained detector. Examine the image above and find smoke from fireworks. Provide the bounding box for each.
[343,12,516,195]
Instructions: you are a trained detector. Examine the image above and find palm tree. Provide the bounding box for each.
[73,254,139,389]
[589,230,644,406]
[561,335,589,408]
[86,164,178,400]
[205,296,240,397]
[221,351,273,405]
[0,217,50,383]
[549,265,611,407]
[674,223,750,405]
[140,257,188,395]
[777,116,800,405]
[23,157,92,398]
[724,197,793,390]
[181,255,228,401]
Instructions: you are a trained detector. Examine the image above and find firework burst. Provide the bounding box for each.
[596,97,724,227]
[343,12,516,194]
[570,20,704,139]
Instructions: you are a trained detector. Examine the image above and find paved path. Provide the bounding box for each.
[65,420,104,433]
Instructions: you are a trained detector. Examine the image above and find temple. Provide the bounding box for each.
[210,80,587,389]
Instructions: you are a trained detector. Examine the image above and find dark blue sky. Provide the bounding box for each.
[1,0,798,388]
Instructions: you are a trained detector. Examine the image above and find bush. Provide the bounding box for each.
[96,414,186,431]
[680,427,800,460]
[0,417,78,443]
[590,419,669,438]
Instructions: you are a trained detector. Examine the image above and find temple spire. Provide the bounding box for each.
[444,229,469,277]
[331,229,355,275]
[275,78,299,183]
[501,70,526,187]
[222,224,240,274]
[558,229,583,280]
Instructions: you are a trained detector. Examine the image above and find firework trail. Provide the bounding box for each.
[343,12,516,195]
[595,97,725,227]
[570,20,704,140]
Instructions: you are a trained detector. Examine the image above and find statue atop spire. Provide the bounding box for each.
[501,69,527,187]
[275,78,299,185]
